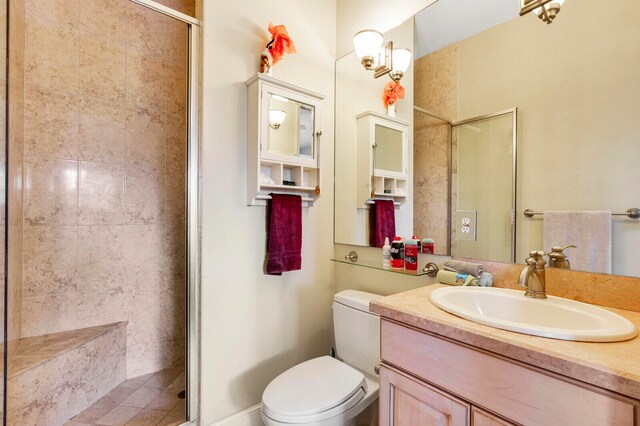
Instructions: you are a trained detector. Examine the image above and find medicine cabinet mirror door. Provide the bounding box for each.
[261,85,320,168]
[374,123,407,177]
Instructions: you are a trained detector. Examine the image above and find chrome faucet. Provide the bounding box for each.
[518,250,547,299]
[548,244,576,269]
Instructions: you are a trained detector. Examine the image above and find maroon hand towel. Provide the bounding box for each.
[266,194,302,275]
[369,199,396,248]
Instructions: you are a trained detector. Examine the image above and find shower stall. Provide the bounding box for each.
[414,105,517,263]
[0,0,200,424]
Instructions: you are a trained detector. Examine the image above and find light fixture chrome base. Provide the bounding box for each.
[361,56,375,70]
[373,41,393,79]
[520,0,563,25]
[389,70,404,83]
[538,4,560,24]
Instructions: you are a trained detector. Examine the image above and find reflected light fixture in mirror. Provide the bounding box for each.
[520,0,566,24]
[389,48,412,82]
[269,110,287,130]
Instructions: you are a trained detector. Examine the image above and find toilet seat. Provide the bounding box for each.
[262,356,368,423]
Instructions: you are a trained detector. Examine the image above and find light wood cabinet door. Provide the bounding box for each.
[471,407,516,426]
[380,365,470,426]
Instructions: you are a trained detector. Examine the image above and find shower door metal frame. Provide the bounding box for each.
[130,1,201,424]
[450,108,518,263]
[413,105,518,262]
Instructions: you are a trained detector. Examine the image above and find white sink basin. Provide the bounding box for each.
[430,287,638,342]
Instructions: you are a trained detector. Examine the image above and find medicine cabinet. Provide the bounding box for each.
[246,74,325,206]
[356,111,409,207]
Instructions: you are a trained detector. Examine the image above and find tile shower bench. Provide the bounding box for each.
[7,322,127,425]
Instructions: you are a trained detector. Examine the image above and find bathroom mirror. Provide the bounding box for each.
[334,0,640,278]
[268,94,315,159]
[375,125,404,174]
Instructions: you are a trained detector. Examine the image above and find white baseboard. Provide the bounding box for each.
[210,403,263,426]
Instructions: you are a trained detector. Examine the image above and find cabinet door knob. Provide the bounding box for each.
[374,364,381,375]
[316,131,323,136]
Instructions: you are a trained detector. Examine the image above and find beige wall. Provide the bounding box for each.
[200,0,337,423]
[452,0,640,275]
[336,0,437,58]
[334,19,414,246]
[18,0,192,377]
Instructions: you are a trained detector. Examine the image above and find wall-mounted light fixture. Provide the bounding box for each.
[520,0,566,24]
[269,110,286,130]
[353,30,412,82]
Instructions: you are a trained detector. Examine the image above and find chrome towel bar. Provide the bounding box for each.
[524,208,640,219]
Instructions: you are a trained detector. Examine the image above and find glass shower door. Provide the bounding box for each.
[451,110,517,263]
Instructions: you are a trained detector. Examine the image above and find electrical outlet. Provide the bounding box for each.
[456,210,477,241]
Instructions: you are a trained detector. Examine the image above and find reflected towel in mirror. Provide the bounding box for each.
[369,199,396,248]
[543,211,612,274]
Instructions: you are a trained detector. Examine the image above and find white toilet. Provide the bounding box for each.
[261,290,383,426]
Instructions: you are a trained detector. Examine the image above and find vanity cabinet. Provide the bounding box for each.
[356,111,408,207]
[471,408,515,426]
[246,74,324,206]
[379,319,639,425]
[380,366,470,425]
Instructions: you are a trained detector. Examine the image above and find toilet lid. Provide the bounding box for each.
[262,356,367,420]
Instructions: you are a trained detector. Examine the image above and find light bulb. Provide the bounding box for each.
[269,110,287,130]
[389,48,412,82]
[392,48,412,74]
[353,30,383,70]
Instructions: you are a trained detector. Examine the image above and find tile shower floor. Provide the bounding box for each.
[65,367,186,426]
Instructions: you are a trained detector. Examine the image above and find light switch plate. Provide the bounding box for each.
[456,210,477,241]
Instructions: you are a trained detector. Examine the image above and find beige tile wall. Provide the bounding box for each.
[413,45,457,255]
[7,0,25,372]
[20,0,193,377]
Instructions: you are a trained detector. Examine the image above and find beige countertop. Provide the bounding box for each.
[370,284,640,400]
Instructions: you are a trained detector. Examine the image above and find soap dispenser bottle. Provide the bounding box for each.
[382,237,391,268]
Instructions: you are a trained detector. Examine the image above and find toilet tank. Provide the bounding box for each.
[332,290,383,377]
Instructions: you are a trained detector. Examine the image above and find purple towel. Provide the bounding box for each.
[266,194,302,275]
[369,199,396,248]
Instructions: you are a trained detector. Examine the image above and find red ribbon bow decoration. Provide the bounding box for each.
[383,81,405,108]
[267,23,297,65]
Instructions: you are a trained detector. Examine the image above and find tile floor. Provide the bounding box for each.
[65,367,186,426]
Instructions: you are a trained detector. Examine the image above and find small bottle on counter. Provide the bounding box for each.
[390,236,405,269]
[422,238,435,254]
[405,239,418,271]
[411,235,421,252]
[382,237,391,269]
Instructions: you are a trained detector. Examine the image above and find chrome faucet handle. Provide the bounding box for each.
[526,250,547,268]
[520,250,548,299]
[552,244,577,252]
